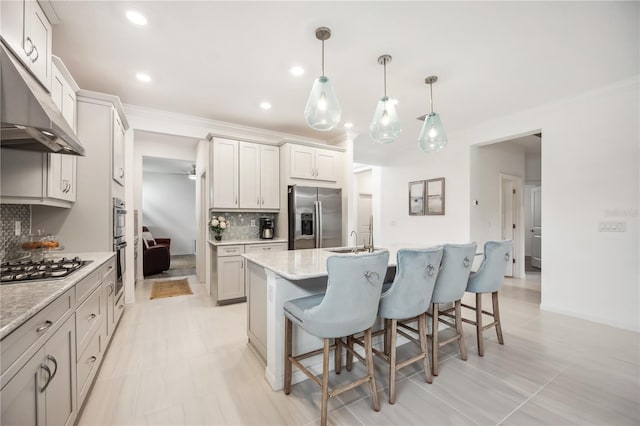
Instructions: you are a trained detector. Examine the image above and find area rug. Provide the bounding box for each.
[150,278,193,300]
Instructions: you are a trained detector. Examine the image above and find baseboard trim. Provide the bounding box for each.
[540,303,639,333]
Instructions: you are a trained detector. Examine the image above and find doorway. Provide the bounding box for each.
[499,174,523,277]
[354,169,373,247]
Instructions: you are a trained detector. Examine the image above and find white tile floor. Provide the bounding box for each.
[78,272,640,425]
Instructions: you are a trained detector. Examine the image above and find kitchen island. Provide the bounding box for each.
[243,247,397,391]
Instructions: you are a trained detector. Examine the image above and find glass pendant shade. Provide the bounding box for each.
[304,76,341,131]
[370,97,401,144]
[418,112,448,152]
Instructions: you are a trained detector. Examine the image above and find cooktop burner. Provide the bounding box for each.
[1,257,91,284]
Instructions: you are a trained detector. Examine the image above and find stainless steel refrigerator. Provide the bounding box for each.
[288,185,342,250]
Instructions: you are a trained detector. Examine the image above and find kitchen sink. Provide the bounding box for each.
[326,247,373,254]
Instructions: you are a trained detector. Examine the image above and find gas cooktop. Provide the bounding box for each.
[1,257,91,284]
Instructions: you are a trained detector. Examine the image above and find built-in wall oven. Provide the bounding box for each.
[113,197,127,300]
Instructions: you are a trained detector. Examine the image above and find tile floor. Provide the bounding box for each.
[78,272,639,425]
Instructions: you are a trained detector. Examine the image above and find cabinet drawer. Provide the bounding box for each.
[218,245,245,257]
[114,294,125,328]
[76,286,103,359]
[77,327,102,405]
[99,258,116,281]
[75,268,102,304]
[1,288,74,376]
[245,243,287,253]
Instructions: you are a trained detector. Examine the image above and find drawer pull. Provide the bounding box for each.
[107,283,114,295]
[118,304,124,310]
[87,356,97,364]
[36,320,53,333]
[46,355,58,383]
[89,313,97,320]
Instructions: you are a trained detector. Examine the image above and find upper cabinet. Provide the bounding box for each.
[289,144,341,182]
[0,0,52,90]
[239,142,279,209]
[112,112,125,187]
[211,139,280,210]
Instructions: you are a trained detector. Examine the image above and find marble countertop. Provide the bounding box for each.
[0,252,115,340]
[208,238,287,246]
[242,246,404,281]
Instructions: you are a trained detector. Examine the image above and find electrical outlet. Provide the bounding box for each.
[14,221,21,236]
[251,220,256,227]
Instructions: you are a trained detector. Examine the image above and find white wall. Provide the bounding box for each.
[375,77,639,331]
[142,172,196,255]
[525,152,542,184]
[470,143,525,254]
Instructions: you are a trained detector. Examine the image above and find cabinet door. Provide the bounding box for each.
[112,111,125,186]
[1,348,45,426]
[104,270,116,340]
[314,149,340,182]
[217,256,244,300]
[47,154,76,202]
[27,1,52,91]
[212,139,239,209]
[43,315,76,426]
[289,145,315,180]
[0,0,30,70]
[259,145,280,209]
[62,90,76,132]
[238,142,260,209]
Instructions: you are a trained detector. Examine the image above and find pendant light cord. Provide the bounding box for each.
[321,39,325,76]
[429,82,434,114]
[383,59,387,98]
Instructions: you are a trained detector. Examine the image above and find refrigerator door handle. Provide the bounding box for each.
[318,200,323,248]
[314,201,320,247]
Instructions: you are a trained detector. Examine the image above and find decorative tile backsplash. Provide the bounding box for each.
[1,205,31,261]
[209,211,278,241]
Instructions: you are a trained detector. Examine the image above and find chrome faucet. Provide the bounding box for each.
[350,230,358,253]
[363,216,374,253]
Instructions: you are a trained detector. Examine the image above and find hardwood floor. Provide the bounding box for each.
[78,274,639,425]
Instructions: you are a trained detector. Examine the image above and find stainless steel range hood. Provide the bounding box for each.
[0,43,85,156]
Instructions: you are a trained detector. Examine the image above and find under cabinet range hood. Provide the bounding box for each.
[0,43,85,156]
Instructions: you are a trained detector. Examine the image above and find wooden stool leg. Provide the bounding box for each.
[476,293,484,356]
[284,317,293,395]
[320,338,330,426]
[418,313,433,384]
[432,303,440,376]
[455,300,468,361]
[346,335,353,371]
[364,328,380,412]
[335,337,342,374]
[492,291,504,345]
[384,318,391,356]
[389,319,398,404]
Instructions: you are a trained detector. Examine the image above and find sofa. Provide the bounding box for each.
[142,226,171,276]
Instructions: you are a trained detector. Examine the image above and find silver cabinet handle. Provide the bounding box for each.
[87,356,97,364]
[261,197,264,205]
[36,320,53,333]
[118,304,124,310]
[89,313,97,320]
[107,283,114,295]
[24,36,34,55]
[257,197,260,206]
[46,355,58,383]
[119,168,124,178]
[241,260,244,269]
[235,196,238,205]
[30,45,39,63]
[40,363,52,392]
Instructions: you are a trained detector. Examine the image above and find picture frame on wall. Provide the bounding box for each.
[425,177,445,215]
[408,180,425,215]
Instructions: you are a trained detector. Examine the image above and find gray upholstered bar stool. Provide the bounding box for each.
[376,247,443,404]
[428,242,477,375]
[283,250,389,426]
[463,240,513,356]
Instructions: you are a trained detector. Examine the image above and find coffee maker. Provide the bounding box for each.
[259,217,274,239]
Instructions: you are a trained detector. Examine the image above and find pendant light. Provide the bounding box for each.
[370,55,401,144]
[418,76,448,152]
[304,27,341,131]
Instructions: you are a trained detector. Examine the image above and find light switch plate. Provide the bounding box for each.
[251,220,256,227]
[14,221,21,236]
[599,222,626,232]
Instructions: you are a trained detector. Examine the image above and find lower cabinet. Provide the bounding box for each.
[211,242,287,305]
[1,315,77,426]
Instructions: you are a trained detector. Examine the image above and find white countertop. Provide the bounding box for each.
[0,252,115,339]
[208,238,287,246]
[242,246,406,280]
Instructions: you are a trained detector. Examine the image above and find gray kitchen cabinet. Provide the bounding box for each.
[288,144,341,182]
[211,138,239,209]
[1,315,77,426]
[0,0,52,91]
[218,255,245,301]
[112,112,125,186]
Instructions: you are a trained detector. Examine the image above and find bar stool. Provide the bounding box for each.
[428,243,477,375]
[283,250,389,426]
[463,240,513,356]
[375,247,443,403]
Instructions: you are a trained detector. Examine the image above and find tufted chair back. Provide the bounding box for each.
[467,240,513,293]
[431,243,477,304]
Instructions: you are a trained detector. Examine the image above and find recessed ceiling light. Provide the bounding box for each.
[344,122,354,129]
[289,66,305,76]
[136,73,151,83]
[126,10,147,26]
[260,101,272,110]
